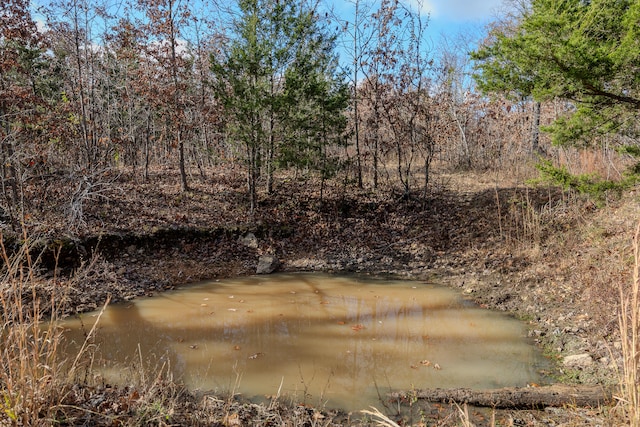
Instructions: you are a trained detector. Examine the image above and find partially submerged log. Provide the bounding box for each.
[389,384,614,409]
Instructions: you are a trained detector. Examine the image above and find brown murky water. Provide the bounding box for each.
[61,273,549,411]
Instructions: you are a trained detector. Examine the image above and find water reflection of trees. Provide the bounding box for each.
[60,274,547,411]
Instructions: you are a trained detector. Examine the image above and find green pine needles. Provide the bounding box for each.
[531,160,640,203]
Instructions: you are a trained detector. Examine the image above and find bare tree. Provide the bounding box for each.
[331,0,377,189]
[0,0,50,227]
[138,0,194,191]
[357,0,433,197]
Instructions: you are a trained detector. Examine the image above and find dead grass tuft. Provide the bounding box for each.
[617,222,640,427]
[0,233,68,425]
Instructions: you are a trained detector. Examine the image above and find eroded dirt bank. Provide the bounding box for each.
[8,167,639,425]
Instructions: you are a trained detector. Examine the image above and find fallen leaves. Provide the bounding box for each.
[222,412,241,427]
[410,359,442,370]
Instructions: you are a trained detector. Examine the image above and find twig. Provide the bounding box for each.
[67,295,111,381]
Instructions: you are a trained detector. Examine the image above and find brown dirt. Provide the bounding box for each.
[7,165,639,425]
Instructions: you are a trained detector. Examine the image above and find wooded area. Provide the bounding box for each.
[2,1,640,425]
[1,0,639,230]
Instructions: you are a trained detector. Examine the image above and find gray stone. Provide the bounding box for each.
[256,255,280,274]
[239,232,259,249]
[563,353,593,369]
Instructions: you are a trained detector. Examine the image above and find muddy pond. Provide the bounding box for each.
[61,273,550,412]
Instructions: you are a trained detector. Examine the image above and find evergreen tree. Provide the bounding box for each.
[473,0,640,147]
[278,5,349,187]
[211,0,347,212]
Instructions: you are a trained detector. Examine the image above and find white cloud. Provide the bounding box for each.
[404,0,437,16]
[406,0,503,21]
[35,18,47,34]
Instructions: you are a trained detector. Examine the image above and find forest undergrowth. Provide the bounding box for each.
[1,162,639,426]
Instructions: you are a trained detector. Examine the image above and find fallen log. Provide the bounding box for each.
[389,384,614,409]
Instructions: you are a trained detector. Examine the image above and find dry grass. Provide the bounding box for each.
[454,403,476,427]
[617,223,640,427]
[0,233,68,425]
[360,407,401,427]
[495,185,571,250]
[0,234,113,425]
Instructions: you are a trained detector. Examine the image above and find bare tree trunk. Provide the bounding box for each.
[422,134,434,199]
[353,85,363,189]
[451,104,471,168]
[531,100,541,154]
[168,0,188,192]
[352,1,363,189]
[394,128,411,196]
[178,129,188,191]
[248,144,258,213]
[372,100,380,189]
[144,112,151,182]
[72,1,92,170]
[267,76,275,194]
[0,106,20,229]
[390,384,613,409]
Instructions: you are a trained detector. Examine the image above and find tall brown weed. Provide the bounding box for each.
[618,223,640,426]
[0,234,67,425]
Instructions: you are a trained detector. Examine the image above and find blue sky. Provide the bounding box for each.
[31,0,505,61]
[32,0,504,43]
[324,0,505,74]
[417,0,504,21]
[417,0,504,37]
[326,0,505,59]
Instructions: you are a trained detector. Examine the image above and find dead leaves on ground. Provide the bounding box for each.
[410,359,442,370]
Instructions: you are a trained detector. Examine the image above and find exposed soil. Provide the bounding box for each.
[6,165,639,425]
